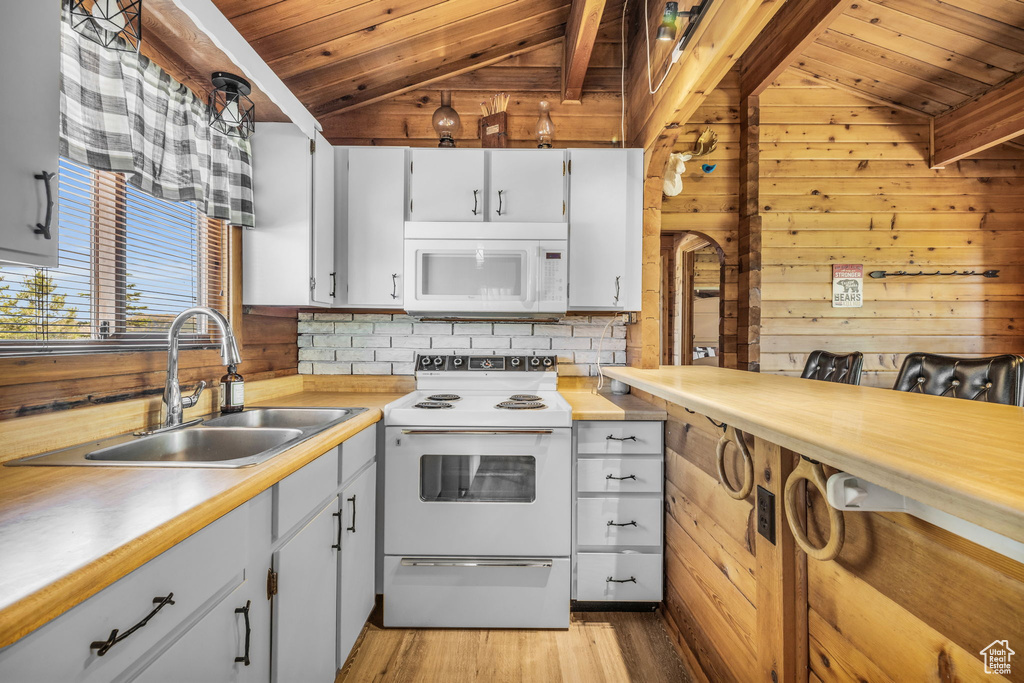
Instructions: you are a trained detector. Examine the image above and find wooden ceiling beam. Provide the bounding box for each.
[932,72,1024,167]
[738,0,856,99]
[562,0,608,102]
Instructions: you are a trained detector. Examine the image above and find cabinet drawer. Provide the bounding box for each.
[577,457,662,494]
[576,497,662,547]
[340,425,376,487]
[0,506,246,683]
[383,556,569,628]
[275,448,339,541]
[576,422,662,455]
[576,552,662,602]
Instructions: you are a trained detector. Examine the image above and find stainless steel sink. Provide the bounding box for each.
[85,427,302,464]
[205,408,353,430]
[6,406,368,468]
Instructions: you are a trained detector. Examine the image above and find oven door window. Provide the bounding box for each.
[420,455,536,503]
[417,250,527,300]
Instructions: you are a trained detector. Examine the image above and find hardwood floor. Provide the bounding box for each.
[337,610,693,682]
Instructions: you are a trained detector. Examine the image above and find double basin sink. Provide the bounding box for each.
[8,407,366,468]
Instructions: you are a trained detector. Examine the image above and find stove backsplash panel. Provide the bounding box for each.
[297,313,627,376]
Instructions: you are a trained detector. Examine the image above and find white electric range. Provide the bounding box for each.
[382,354,572,629]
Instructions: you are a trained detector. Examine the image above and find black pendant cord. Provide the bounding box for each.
[868,269,999,279]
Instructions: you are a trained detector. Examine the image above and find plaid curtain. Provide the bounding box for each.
[59,21,255,227]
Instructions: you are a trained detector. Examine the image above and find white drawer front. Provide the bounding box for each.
[0,505,246,683]
[275,448,339,541]
[576,553,663,601]
[577,457,662,494]
[576,497,662,547]
[577,421,662,455]
[340,424,376,486]
[383,556,569,628]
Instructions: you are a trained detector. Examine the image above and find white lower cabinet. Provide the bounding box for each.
[337,463,376,668]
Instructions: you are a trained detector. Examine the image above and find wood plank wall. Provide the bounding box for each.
[662,67,1024,386]
[319,24,624,148]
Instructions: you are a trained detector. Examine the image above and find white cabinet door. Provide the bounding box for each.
[489,150,566,222]
[134,581,259,683]
[0,1,59,267]
[272,498,339,683]
[408,149,484,221]
[339,148,406,307]
[567,149,643,310]
[337,463,376,667]
[311,130,335,305]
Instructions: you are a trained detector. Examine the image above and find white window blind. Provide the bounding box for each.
[0,158,228,356]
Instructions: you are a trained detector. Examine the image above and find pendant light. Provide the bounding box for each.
[68,0,142,52]
[209,72,256,140]
[535,101,555,149]
[431,91,461,148]
[656,2,679,41]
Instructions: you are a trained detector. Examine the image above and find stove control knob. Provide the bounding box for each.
[433,356,444,366]
[530,357,541,367]
[420,356,432,367]
[452,357,464,367]
[543,357,553,367]
[482,359,493,369]
[510,357,521,367]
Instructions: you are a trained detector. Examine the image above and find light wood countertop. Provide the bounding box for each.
[604,365,1024,545]
[560,390,667,421]
[0,391,403,649]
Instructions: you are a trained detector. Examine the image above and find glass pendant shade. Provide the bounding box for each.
[536,101,555,149]
[432,91,461,148]
[68,0,142,52]
[208,72,256,140]
[657,2,679,41]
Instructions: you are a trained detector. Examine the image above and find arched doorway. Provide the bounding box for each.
[665,232,725,366]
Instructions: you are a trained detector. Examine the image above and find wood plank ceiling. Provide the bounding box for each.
[211,0,621,117]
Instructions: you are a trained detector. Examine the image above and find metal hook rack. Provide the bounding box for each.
[868,269,999,279]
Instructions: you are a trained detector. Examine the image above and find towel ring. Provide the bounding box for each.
[784,457,845,561]
[715,425,753,500]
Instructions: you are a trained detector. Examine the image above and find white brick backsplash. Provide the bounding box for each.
[376,348,415,362]
[336,348,376,362]
[352,362,392,374]
[300,316,626,377]
[375,322,413,335]
[352,336,392,348]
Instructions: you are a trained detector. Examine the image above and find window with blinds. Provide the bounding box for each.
[0,158,228,356]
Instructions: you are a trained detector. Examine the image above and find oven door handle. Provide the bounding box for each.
[401,558,554,568]
[400,429,554,435]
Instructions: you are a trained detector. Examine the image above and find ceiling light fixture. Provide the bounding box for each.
[656,2,678,41]
[209,72,256,140]
[68,0,142,52]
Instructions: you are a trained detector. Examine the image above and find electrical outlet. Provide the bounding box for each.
[756,485,775,544]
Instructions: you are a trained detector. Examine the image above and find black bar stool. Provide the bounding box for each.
[801,350,864,385]
[892,353,1024,407]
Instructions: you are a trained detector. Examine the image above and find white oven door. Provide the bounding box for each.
[384,427,571,557]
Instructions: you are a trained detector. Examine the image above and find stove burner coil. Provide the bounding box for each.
[414,401,454,409]
[509,394,542,402]
[427,394,462,402]
[496,401,546,410]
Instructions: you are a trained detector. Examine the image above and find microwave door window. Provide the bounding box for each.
[420,454,536,503]
[418,250,527,300]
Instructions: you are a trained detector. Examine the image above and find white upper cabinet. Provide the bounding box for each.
[0,1,60,267]
[488,150,567,222]
[244,123,335,306]
[336,147,406,308]
[567,149,643,311]
[408,149,485,221]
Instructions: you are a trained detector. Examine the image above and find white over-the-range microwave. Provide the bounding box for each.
[403,222,567,317]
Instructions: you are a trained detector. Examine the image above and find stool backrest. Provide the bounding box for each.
[801,350,864,385]
[892,353,1024,406]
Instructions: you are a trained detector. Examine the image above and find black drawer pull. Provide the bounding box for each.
[234,600,252,666]
[606,473,637,481]
[606,435,637,442]
[607,576,637,583]
[607,520,638,527]
[90,594,175,656]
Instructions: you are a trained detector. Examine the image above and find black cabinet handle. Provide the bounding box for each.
[472,189,479,215]
[329,272,336,298]
[607,520,638,527]
[606,434,637,442]
[607,576,637,583]
[496,190,504,215]
[347,495,357,533]
[34,171,55,240]
[391,273,399,300]
[90,594,175,656]
[606,473,637,481]
[613,275,621,305]
[332,511,342,550]
[234,600,251,666]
